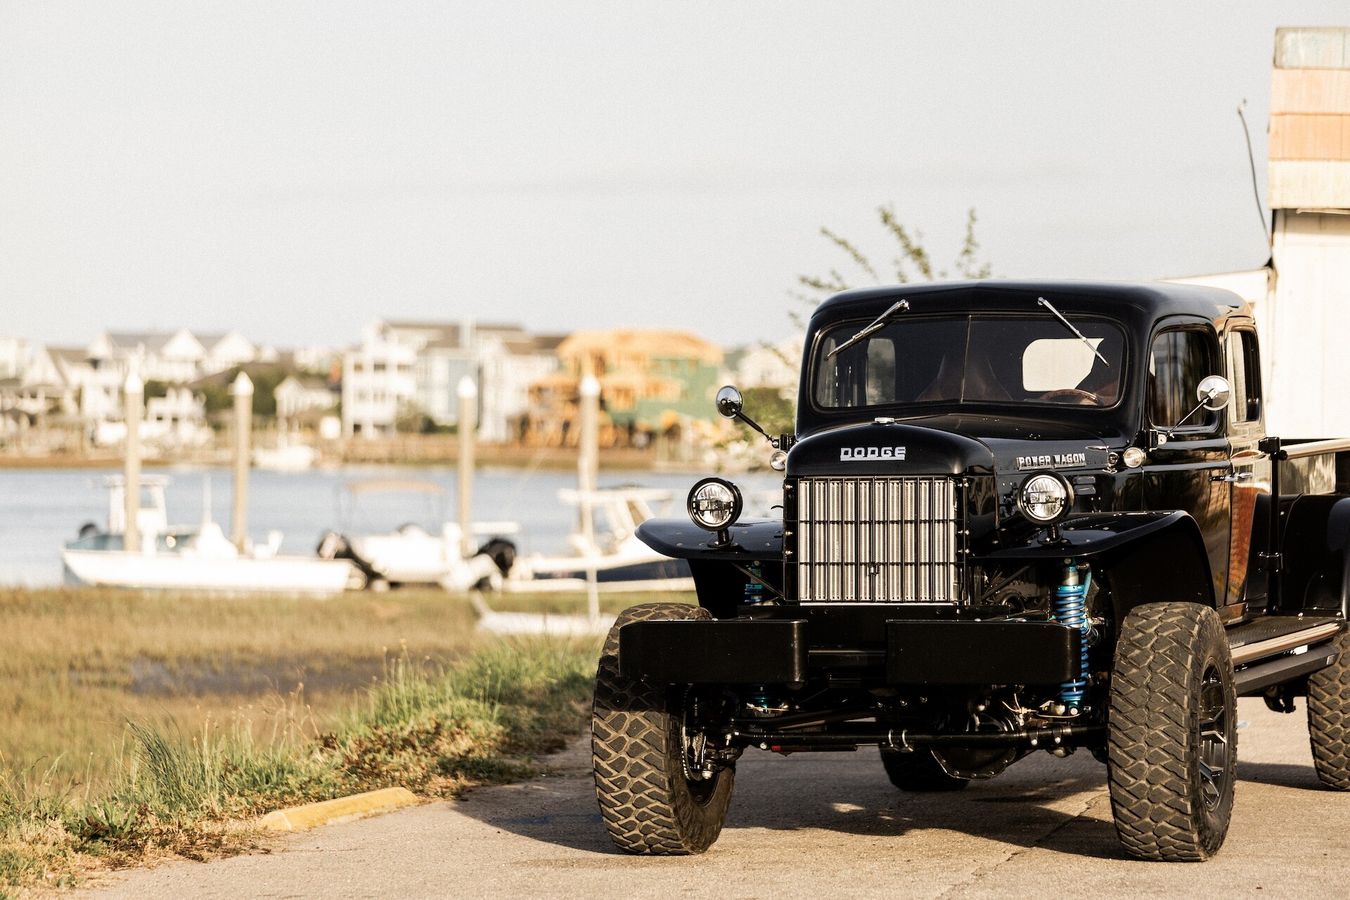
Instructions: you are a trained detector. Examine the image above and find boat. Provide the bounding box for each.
[253,441,317,472]
[317,479,520,590]
[501,486,694,593]
[62,476,359,595]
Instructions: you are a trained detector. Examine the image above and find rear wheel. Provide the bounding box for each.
[1107,602,1236,861]
[591,603,734,854]
[880,748,969,792]
[1308,631,1350,790]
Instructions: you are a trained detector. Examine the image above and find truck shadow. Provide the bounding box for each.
[458,745,1332,861]
[1236,759,1328,791]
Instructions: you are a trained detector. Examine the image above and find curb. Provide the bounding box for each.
[258,787,419,832]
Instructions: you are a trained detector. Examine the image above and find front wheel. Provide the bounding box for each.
[1107,602,1237,861]
[591,603,734,854]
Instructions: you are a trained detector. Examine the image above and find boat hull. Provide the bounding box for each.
[61,548,356,595]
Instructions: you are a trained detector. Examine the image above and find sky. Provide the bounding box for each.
[3,2,1348,351]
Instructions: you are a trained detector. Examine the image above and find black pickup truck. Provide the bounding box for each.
[591,280,1350,862]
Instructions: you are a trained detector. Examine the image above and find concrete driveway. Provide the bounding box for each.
[89,698,1350,898]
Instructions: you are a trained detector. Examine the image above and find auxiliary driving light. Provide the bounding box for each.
[687,477,743,543]
[1017,472,1074,525]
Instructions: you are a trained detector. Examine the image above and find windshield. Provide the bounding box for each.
[813,314,1126,410]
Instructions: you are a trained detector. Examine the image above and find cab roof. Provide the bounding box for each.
[812,280,1249,331]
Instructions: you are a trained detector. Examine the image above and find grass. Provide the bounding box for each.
[0,586,685,891]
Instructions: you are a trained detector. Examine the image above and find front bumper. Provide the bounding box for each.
[618,617,1080,685]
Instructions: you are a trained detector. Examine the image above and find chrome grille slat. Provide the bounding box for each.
[797,476,957,603]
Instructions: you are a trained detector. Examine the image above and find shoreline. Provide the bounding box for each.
[0,444,719,474]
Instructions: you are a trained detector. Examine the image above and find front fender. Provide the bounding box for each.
[637,518,785,618]
[981,511,1199,561]
[981,511,1214,620]
[636,517,783,562]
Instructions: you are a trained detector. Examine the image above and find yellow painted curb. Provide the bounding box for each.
[258,787,419,832]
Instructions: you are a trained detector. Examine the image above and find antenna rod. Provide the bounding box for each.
[1237,100,1271,248]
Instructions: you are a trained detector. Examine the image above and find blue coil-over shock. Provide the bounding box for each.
[1054,563,1091,712]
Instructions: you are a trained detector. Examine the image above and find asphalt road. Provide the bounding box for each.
[90,698,1350,899]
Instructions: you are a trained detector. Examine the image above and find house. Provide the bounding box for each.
[144,385,210,446]
[91,329,206,384]
[729,335,804,395]
[525,329,723,446]
[477,329,563,443]
[274,374,337,423]
[49,345,121,427]
[340,321,419,437]
[197,331,258,374]
[0,340,67,428]
[340,319,560,442]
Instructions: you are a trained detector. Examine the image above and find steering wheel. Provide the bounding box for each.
[1039,388,1100,405]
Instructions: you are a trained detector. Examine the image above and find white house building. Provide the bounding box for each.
[198,331,259,374]
[341,321,419,437]
[340,318,561,442]
[730,335,804,395]
[274,374,338,423]
[144,386,211,446]
[49,346,122,426]
[91,330,205,384]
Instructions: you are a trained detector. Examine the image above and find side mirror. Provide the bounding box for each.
[714,383,777,447]
[1196,375,1232,412]
[1161,374,1233,440]
[715,385,743,420]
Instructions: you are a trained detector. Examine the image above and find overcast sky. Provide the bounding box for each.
[3,2,1347,350]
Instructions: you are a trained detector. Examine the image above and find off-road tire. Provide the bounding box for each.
[880,748,970,791]
[1107,602,1237,862]
[592,602,734,854]
[1308,631,1350,790]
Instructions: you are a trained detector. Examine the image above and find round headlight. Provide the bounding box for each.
[687,478,743,532]
[1017,472,1074,524]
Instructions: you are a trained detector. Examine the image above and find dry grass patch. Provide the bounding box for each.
[0,586,685,891]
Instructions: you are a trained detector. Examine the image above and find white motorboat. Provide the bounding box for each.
[62,476,358,595]
[253,441,317,472]
[502,486,694,593]
[318,479,519,590]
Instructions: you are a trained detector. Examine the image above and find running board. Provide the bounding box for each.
[1229,619,1343,666]
[1226,616,1343,696]
[1235,646,1340,696]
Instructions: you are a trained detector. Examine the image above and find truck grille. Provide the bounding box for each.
[796,476,958,603]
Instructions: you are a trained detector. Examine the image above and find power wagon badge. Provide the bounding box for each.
[1015,452,1087,470]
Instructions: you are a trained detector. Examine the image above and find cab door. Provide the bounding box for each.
[1143,323,1232,610]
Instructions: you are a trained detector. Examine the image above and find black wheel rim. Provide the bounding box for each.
[1197,663,1230,812]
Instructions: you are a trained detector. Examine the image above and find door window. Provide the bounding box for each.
[1148,329,1217,429]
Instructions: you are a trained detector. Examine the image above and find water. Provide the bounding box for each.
[0,464,784,586]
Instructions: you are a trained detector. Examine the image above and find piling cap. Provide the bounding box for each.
[457,375,478,399]
[231,372,254,397]
[580,374,600,397]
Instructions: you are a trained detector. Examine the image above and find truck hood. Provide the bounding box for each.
[786,420,995,478]
[788,415,1123,478]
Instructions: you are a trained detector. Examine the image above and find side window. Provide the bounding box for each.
[1226,330,1262,423]
[1149,329,1217,429]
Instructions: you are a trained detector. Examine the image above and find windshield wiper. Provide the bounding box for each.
[1037,297,1109,367]
[826,299,909,359]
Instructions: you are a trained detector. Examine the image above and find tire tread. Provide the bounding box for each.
[592,602,733,855]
